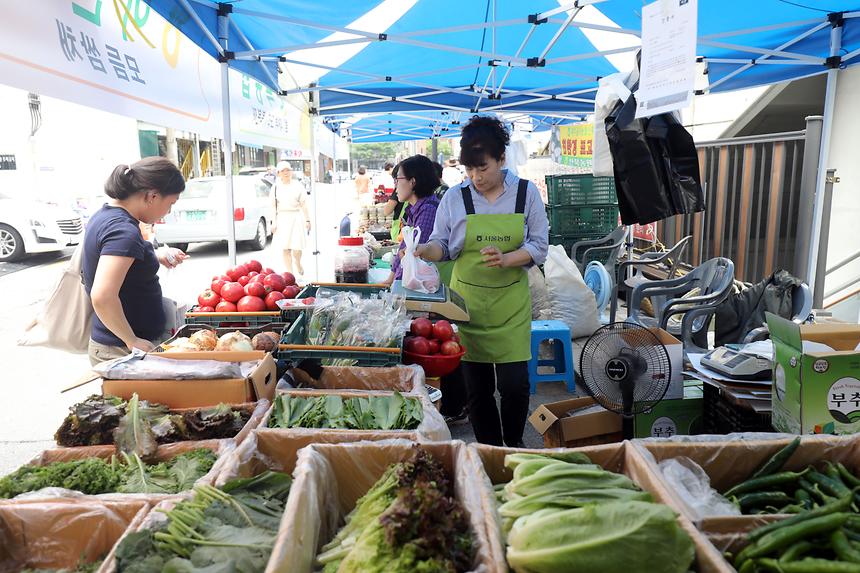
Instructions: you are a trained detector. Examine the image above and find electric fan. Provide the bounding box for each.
[579,322,672,439]
[583,261,613,321]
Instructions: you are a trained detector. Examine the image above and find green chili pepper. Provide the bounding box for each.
[796,489,814,510]
[808,471,852,498]
[759,558,860,572]
[838,464,860,489]
[749,493,854,542]
[833,530,860,564]
[746,513,850,560]
[726,470,809,499]
[751,438,802,480]
[779,540,814,562]
[740,492,794,512]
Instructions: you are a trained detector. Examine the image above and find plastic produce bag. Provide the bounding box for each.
[544,245,601,338]
[401,226,440,293]
[657,457,740,521]
[592,72,631,177]
[91,350,248,380]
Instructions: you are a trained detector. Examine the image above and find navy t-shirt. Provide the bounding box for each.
[81,205,164,346]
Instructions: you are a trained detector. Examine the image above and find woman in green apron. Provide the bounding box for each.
[415,116,549,447]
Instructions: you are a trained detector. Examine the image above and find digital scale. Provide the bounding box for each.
[701,346,773,381]
[390,280,470,322]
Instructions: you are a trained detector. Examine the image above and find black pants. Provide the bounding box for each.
[461,360,530,447]
[439,365,467,416]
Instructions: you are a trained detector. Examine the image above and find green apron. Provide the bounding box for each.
[449,180,532,364]
[390,203,405,242]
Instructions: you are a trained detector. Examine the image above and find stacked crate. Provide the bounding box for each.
[545,174,620,255]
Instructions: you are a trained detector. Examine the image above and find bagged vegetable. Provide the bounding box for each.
[544,245,600,338]
[400,226,440,294]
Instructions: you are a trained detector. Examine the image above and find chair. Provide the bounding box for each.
[609,236,693,323]
[626,257,735,354]
[527,320,576,395]
[570,226,627,278]
[742,283,813,343]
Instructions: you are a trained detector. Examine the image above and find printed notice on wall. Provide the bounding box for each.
[635,0,698,119]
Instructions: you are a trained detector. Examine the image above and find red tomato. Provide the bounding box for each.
[236,295,266,312]
[441,340,461,355]
[432,320,454,342]
[249,274,264,283]
[282,285,301,299]
[280,272,296,286]
[220,282,245,303]
[263,267,275,275]
[406,336,431,355]
[245,260,263,273]
[245,281,267,298]
[410,318,433,339]
[210,279,227,295]
[263,273,286,292]
[215,301,237,312]
[264,291,285,311]
[197,306,215,312]
[226,265,248,282]
[428,339,440,355]
[238,275,251,286]
[302,297,316,305]
[248,271,259,278]
[198,289,221,308]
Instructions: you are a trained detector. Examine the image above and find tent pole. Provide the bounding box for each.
[218,11,237,267]
[310,115,320,281]
[806,16,843,300]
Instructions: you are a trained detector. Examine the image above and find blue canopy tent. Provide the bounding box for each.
[145,0,860,289]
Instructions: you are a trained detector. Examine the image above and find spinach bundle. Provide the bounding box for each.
[55,395,251,451]
[269,393,423,431]
[497,453,695,573]
[315,448,474,573]
[0,448,217,498]
[114,471,292,573]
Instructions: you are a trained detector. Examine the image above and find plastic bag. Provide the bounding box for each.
[92,350,249,380]
[527,266,551,320]
[544,245,601,338]
[592,72,632,177]
[401,226,440,293]
[657,457,741,520]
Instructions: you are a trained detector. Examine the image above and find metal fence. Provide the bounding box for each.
[658,130,810,283]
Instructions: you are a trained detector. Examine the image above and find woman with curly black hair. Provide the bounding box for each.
[415,115,549,447]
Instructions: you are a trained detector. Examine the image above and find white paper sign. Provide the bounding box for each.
[635,0,698,118]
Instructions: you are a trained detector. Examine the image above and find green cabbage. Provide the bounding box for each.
[506,501,694,573]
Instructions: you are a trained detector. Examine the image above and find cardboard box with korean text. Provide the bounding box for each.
[467,442,734,573]
[768,312,860,434]
[101,353,277,409]
[634,380,704,438]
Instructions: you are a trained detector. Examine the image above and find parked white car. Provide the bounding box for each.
[154,175,276,252]
[0,191,83,262]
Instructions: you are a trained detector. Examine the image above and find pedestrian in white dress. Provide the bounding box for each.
[273,161,311,276]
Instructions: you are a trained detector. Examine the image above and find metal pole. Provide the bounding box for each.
[218,13,238,266]
[310,116,320,280]
[431,137,438,162]
[192,133,201,178]
[806,19,842,296]
[794,115,823,279]
[813,169,838,308]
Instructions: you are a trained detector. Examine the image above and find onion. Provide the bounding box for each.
[215,331,254,352]
[189,329,217,351]
[251,333,278,352]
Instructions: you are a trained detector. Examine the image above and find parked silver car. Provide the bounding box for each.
[154,175,275,252]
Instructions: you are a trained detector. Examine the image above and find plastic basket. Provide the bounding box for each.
[547,204,619,236]
[703,384,773,433]
[545,174,617,206]
[184,308,292,328]
[277,311,402,367]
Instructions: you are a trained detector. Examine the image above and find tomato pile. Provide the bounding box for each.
[196,259,307,312]
[404,318,462,356]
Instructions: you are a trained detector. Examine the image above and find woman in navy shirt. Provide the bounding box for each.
[82,157,186,364]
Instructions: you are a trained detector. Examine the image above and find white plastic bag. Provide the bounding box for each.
[401,226,440,293]
[527,266,551,320]
[544,245,601,338]
[658,457,741,520]
[593,72,632,177]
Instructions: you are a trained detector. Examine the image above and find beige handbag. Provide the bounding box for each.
[18,243,93,353]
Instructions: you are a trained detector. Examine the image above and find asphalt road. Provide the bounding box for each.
[0,248,75,278]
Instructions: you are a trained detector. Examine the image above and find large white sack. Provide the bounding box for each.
[544,244,601,338]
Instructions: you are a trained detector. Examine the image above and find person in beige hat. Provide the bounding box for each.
[442,157,464,188]
[273,161,310,276]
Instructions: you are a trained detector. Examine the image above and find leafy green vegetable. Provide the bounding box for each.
[0,449,217,498]
[115,394,161,461]
[506,502,695,573]
[114,471,292,573]
[19,558,104,573]
[268,393,422,431]
[316,449,474,573]
[54,394,126,447]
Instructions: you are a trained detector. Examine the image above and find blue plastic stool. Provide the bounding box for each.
[528,320,576,395]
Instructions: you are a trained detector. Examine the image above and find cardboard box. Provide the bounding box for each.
[468,442,734,573]
[290,364,425,394]
[102,353,277,409]
[270,440,504,573]
[647,327,685,399]
[634,381,704,438]
[631,434,860,533]
[768,312,860,434]
[529,396,623,447]
[0,500,149,573]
